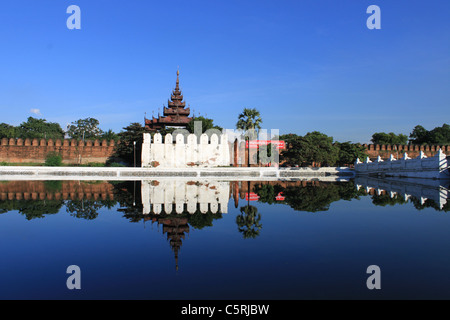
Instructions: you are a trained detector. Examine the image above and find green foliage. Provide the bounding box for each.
[336,142,368,166]
[45,152,62,167]
[65,199,103,220]
[188,211,223,230]
[18,117,65,140]
[371,132,408,145]
[67,117,103,140]
[81,162,105,167]
[253,183,284,205]
[114,122,146,166]
[100,129,120,142]
[236,205,262,239]
[280,132,339,167]
[0,123,17,139]
[236,108,262,140]
[371,193,408,207]
[409,123,450,145]
[256,181,363,212]
[108,162,126,167]
[280,133,368,167]
[186,116,223,136]
[44,180,62,192]
[0,199,64,220]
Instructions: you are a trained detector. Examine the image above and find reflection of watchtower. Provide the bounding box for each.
[161,217,189,271]
[145,215,190,271]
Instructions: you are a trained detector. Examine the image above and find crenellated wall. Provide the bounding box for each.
[0,138,117,164]
[363,144,450,160]
[141,133,231,168]
[355,150,449,179]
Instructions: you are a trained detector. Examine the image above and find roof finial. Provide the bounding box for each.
[175,68,180,91]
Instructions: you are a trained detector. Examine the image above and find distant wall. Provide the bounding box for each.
[355,150,448,179]
[0,138,117,164]
[363,144,450,160]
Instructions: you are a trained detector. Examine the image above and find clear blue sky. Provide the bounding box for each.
[0,0,448,143]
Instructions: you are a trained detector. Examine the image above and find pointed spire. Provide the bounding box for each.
[175,69,180,92]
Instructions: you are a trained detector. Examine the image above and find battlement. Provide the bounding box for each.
[0,138,117,164]
[141,133,231,168]
[363,144,450,159]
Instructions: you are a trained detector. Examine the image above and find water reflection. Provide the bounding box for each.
[355,176,449,211]
[1,179,448,221]
[0,178,449,275]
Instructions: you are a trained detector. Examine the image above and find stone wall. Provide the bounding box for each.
[0,138,116,164]
[363,144,450,160]
[355,150,449,179]
[142,133,231,168]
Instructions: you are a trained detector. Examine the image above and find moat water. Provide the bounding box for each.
[0,178,449,299]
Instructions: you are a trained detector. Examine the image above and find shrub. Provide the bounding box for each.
[45,152,62,167]
[108,162,126,167]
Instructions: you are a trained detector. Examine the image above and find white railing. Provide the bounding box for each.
[355,149,448,179]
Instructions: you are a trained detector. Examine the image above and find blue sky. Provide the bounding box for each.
[0,0,448,143]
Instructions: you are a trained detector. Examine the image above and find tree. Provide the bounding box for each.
[409,124,450,145]
[65,199,102,220]
[0,123,17,139]
[236,205,262,239]
[186,116,223,136]
[371,132,408,145]
[114,123,146,166]
[280,132,339,167]
[67,118,103,140]
[18,117,65,140]
[100,129,120,142]
[336,142,368,166]
[236,108,262,167]
[236,108,262,137]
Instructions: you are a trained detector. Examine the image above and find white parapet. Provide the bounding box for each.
[141,133,231,168]
[354,149,449,180]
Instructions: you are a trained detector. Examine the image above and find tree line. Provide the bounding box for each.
[370,123,450,145]
[1,112,448,167]
[0,117,119,142]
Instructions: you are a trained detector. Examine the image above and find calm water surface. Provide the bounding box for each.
[0,178,449,299]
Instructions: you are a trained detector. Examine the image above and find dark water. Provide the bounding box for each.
[0,178,449,300]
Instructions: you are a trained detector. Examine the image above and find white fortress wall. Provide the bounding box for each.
[142,133,231,168]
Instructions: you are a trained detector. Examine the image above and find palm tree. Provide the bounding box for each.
[236,205,262,239]
[236,108,262,167]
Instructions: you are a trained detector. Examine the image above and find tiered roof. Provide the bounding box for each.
[145,70,193,131]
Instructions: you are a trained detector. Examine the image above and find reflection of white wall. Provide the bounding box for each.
[356,176,448,209]
[142,133,230,168]
[141,180,229,214]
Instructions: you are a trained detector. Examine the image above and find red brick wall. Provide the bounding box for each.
[363,144,450,160]
[0,138,117,164]
[0,181,115,201]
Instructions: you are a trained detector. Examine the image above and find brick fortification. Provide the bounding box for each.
[362,144,450,160]
[0,138,116,164]
[1,138,449,166]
